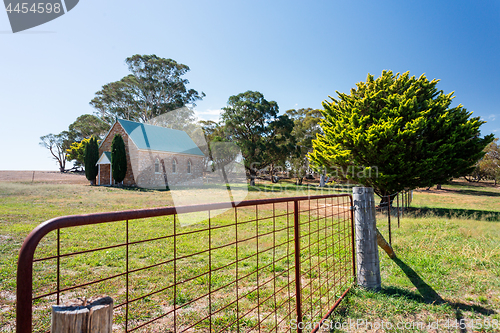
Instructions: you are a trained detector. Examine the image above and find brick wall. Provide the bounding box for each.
[99,122,135,186]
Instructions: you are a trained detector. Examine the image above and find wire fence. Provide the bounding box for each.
[378,190,413,245]
[17,194,355,333]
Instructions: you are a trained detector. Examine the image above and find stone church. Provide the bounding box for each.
[96,119,205,188]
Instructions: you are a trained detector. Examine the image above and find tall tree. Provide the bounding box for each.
[40,132,71,172]
[69,114,110,141]
[111,134,127,184]
[309,71,494,204]
[90,55,205,125]
[199,120,226,171]
[221,91,296,185]
[84,136,99,185]
[285,108,323,184]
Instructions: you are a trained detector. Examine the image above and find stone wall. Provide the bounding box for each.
[135,150,204,188]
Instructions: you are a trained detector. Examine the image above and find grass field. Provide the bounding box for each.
[1,176,499,332]
[328,181,500,332]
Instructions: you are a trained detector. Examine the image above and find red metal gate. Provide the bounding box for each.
[17,194,355,332]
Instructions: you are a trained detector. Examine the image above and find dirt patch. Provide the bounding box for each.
[0,171,87,185]
[0,291,15,303]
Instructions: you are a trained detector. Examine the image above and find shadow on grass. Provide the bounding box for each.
[248,184,353,193]
[441,188,500,197]
[408,207,500,221]
[389,257,495,332]
[391,258,495,315]
[105,183,241,192]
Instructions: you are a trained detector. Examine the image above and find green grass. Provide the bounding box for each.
[1,179,499,332]
[326,181,500,332]
[0,180,347,332]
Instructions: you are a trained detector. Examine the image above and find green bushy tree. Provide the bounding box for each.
[309,71,494,204]
[111,134,127,184]
[84,136,99,185]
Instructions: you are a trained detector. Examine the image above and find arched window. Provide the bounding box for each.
[187,160,192,174]
[172,158,177,173]
[154,158,160,174]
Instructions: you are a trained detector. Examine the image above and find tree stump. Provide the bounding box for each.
[51,296,113,333]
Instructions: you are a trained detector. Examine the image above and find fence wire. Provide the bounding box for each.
[17,195,355,333]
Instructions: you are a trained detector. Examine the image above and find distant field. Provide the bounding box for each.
[0,171,87,184]
[1,175,499,332]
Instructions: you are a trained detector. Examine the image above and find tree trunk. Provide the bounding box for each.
[437,184,442,190]
[248,168,257,186]
[379,195,394,209]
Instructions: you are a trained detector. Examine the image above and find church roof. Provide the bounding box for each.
[115,119,204,156]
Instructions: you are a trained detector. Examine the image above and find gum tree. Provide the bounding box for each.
[40,132,71,172]
[221,91,296,186]
[90,55,205,125]
[309,71,494,205]
[285,108,323,185]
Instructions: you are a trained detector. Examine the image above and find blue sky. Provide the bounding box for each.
[1,0,499,170]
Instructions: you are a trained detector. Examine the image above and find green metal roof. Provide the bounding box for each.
[117,119,204,156]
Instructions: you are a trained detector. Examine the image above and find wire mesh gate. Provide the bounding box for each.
[17,194,355,332]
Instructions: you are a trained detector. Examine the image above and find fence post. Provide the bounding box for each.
[387,195,392,246]
[293,200,303,333]
[353,187,381,291]
[397,192,400,228]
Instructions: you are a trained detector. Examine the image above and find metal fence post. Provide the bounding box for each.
[293,200,303,333]
[353,187,381,291]
[387,196,392,246]
[397,192,400,228]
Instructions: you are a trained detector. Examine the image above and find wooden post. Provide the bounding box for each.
[353,187,381,291]
[51,297,113,333]
[376,228,396,259]
[51,306,89,333]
